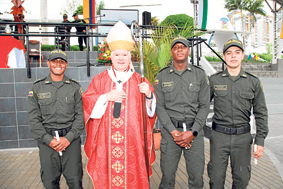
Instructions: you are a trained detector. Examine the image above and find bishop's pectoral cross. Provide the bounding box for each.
[113,79,123,118]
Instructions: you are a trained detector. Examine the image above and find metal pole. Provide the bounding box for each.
[26,25,31,78]
[86,26,90,77]
[196,37,199,66]
[191,37,194,65]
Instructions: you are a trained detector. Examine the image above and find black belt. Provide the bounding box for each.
[171,119,194,128]
[212,122,250,135]
[46,127,71,137]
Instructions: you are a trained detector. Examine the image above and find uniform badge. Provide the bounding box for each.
[154,79,159,85]
[37,92,51,99]
[79,87,83,95]
[28,91,33,97]
[162,81,174,87]
[214,85,227,90]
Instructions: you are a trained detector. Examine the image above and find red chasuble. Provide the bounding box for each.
[83,70,156,189]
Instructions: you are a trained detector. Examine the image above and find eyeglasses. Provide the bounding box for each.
[50,59,67,64]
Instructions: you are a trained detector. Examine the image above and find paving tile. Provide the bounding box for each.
[0,142,282,189]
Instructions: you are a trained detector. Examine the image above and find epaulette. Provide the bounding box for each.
[33,77,46,84]
[69,78,80,84]
[192,64,204,71]
[210,71,223,77]
[245,71,258,78]
[158,66,170,73]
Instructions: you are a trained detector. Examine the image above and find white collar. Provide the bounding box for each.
[107,66,134,85]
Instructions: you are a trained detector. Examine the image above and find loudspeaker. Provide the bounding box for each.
[142,11,151,25]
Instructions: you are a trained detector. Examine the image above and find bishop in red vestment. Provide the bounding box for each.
[82,20,156,189]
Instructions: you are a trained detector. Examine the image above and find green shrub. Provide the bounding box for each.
[160,14,194,28]
[41,45,56,51]
[71,45,80,51]
[258,53,272,62]
[266,43,272,55]
[32,44,99,51]
[205,56,222,62]
[160,14,194,36]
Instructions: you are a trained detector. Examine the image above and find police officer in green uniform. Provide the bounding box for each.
[154,35,210,189]
[27,49,84,189]
[60,14,72,51]
[208,39,268,189]
[72,12,87,51]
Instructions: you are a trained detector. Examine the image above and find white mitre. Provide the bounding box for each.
[107,20,135,51]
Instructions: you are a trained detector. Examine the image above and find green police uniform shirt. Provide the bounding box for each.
[154,63,210,133]
[72,19,86,33]
[27,75,84,145]
[209,68,268,146]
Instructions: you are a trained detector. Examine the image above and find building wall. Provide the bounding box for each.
[0,66,109,149]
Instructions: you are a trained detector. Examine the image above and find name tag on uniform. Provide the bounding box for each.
[162,81,174,87]
[37,92,51,99]
[214,85,227,90]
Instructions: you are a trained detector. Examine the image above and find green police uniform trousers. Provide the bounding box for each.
[159,128,205,189]
[38,137,83,189]
[207,130,253,189]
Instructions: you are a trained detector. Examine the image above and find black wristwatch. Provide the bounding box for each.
[190,129,198,136]
[145,92,153,100]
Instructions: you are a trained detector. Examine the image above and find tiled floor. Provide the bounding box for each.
[0,141,282,189]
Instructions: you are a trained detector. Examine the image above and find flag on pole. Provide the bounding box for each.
[248,54,252,60]
[255,53,258,61]
[198,0,208,29]
[83,0,95,28]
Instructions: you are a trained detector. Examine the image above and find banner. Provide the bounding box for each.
[198,0,208,29]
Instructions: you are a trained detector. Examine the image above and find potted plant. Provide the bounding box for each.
[97,38,112,66]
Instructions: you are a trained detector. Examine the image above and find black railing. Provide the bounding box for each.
[0,21,220,78]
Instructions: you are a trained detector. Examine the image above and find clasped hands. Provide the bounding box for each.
[106,82,151,102]
[171,130,195,148]
[49,137,70,152]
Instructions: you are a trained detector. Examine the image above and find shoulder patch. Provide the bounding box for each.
[192,64,204,71]
[33,77,46,84]
[79,87,83,95]
[28,91,33,97]
[245,71,258,78]
[70,78,80,84]
[158,66,170,73]
[210,71,223,77]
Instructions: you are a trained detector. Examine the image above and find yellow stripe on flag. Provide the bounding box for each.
[83,0,90,23]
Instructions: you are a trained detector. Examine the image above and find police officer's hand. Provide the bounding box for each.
[49,137,70,152]
[138,82,151,97]
[174,131,194,148]
[253,145,264,160]
[171,130,192,148]
[49,138,59,150]
[58,137,70,151]
[106,90,126,102]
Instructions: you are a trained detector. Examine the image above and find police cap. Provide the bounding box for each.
[223,38,244,54]
[48,49,68,62]
[171,35,189,49]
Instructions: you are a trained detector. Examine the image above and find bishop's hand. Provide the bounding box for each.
[106,90,126,102]
[139,82,151,97]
